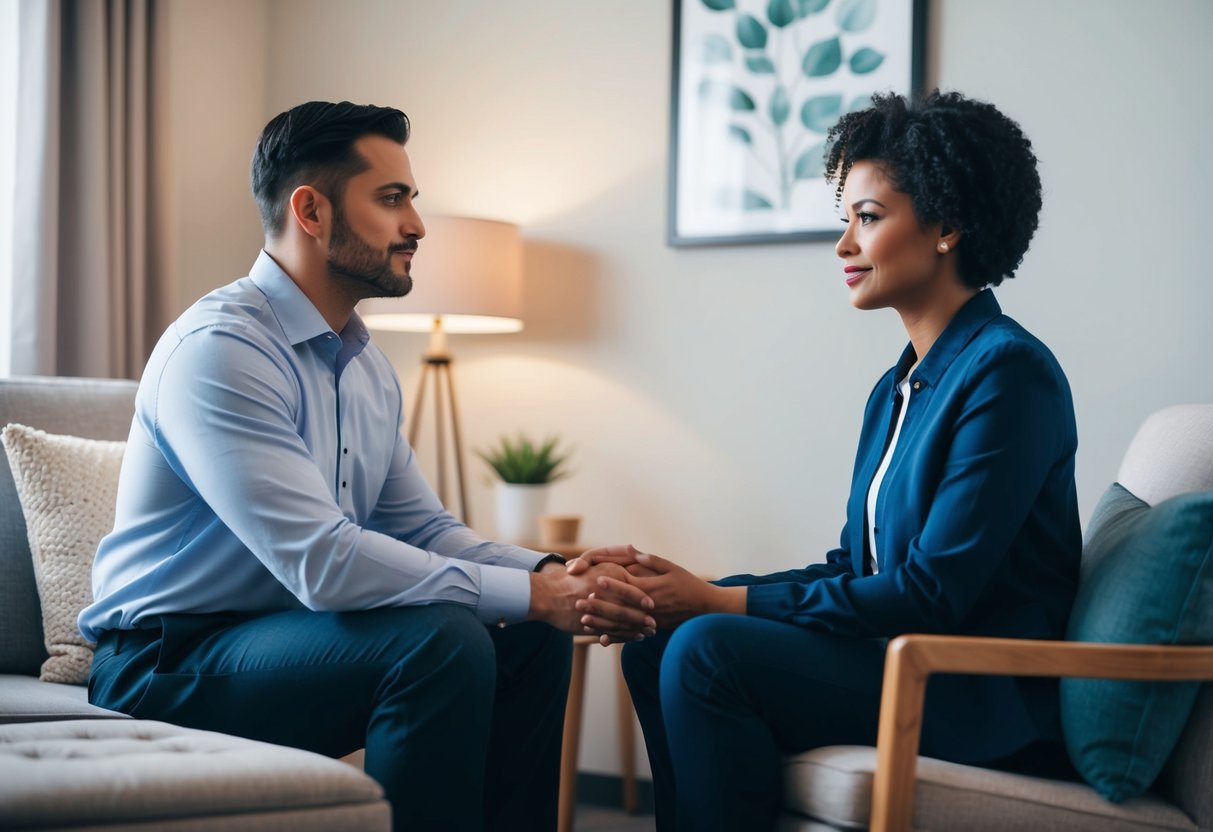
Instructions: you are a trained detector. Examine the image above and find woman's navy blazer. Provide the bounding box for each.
[730,289,1081,762]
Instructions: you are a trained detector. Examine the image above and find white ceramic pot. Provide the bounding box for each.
[494,482,549,543]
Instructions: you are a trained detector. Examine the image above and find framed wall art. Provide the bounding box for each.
[668,0,927,246]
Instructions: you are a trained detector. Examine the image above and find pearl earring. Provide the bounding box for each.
[938,242,949,253]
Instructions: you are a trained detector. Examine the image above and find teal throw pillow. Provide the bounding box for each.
[1061,482,1213,802]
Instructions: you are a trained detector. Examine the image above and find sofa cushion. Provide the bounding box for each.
[1,424,125,684]
[0,377,136,677]
[0,460,44,675]
[0,674,127,723]
[1156,682,1213,831]
[1061,483,1213,802]
[0,719,389,831]
[1116,404,1213,507]
[782,745,1195,831]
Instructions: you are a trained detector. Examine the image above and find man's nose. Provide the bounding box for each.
[403,206,425,240]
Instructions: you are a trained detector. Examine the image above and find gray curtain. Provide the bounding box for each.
[12,0,170,379]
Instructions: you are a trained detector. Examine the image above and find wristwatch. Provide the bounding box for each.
[533,553,568,572]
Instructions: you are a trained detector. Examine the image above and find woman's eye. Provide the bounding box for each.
[858,211,878,225]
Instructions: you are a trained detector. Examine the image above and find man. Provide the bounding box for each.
[80,101,653,832]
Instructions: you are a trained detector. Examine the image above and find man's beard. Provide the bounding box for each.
[326,207,415,299]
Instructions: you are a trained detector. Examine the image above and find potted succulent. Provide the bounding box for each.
[476,434,571,542]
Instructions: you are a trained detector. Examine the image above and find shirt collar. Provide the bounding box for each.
[248,250,336,347]
[894,289,1003,386]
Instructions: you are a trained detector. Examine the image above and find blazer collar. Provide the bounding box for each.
[894,289,1002,387]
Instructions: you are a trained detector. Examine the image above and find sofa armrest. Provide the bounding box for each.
[871,635,1213,832]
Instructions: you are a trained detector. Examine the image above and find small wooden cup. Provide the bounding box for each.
[539,514,581,547]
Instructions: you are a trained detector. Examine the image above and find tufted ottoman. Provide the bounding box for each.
[0,719,390,831]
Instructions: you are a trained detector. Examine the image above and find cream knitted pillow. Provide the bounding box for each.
[1,424,125,684]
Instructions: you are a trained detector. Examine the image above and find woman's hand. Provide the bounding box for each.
[575,550,746,644]
[529,559,655,641]
[567,544,660,578]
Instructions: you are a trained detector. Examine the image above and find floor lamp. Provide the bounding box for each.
[360,216,524,525]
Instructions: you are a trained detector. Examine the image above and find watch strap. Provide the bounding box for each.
[533,553,568,572]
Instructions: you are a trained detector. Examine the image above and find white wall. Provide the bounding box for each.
[167,0,1213,780]
[931,2,1213,521]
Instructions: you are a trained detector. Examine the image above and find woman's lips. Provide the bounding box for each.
[844,267,871,286]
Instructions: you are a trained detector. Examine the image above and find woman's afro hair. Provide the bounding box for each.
[825,90,1042,288]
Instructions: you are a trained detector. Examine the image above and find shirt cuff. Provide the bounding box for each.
[514,546,547,571]
[475,562,532,627]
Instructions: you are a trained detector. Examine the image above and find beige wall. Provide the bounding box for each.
[165,0,1213,779]
[164,0,270,312]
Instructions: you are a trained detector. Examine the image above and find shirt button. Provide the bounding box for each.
[343,448,348,454]
[913,381,922,390]
[342,481,347,488]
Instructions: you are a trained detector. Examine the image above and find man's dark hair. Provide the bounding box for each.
[251,101,410,237]
[824,90,1042,289]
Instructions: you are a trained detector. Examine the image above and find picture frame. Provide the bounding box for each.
[668,0,927,247]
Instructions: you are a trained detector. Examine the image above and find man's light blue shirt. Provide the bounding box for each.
[79,251,541,643]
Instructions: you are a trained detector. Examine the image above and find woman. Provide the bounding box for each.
[573,90,1081,830]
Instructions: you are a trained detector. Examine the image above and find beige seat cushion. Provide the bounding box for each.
[782,746,1195,831]
[0,719,389,831]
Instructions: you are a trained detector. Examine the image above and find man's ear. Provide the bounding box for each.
[287,185,329,240]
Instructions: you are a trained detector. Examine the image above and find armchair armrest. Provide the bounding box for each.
[871,635,1213,832]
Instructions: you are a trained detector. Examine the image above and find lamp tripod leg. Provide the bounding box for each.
[445,361,471,527]
[407,356,471,526]
[434,363,448,507]
[408,362,430,448]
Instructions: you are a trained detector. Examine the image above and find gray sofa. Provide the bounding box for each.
[0,376,136,725]
[0,376,390,831]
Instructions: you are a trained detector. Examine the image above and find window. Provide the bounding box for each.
[0,0,19,375]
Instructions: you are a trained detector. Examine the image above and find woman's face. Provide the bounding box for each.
[834,160,948,313]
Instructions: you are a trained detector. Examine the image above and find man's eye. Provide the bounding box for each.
[383,193,403,206]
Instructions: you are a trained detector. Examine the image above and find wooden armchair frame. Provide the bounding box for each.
[870,635,1213,832]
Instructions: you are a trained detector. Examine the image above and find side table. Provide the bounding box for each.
[559,638,638,832]
[527,542,640,832]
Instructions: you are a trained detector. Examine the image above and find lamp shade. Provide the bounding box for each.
[359,215,523,334]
